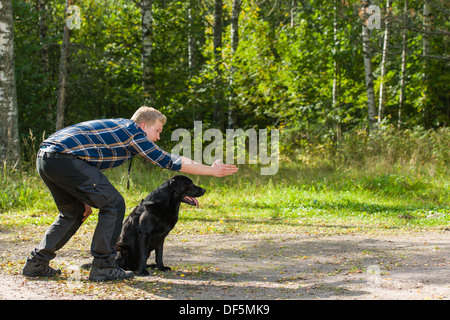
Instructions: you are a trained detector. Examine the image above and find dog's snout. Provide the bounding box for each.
[192,186,206,197]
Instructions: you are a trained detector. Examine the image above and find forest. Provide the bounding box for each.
[0,0,449,164]
[0,0,449,301]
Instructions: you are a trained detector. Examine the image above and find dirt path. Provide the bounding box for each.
[0,230,449,300]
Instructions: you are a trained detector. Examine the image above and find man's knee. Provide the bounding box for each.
[56,201,84,220]
[111,195,126,219]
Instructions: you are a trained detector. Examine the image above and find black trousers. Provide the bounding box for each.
[32,151,125,265]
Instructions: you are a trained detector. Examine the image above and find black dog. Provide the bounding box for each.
[115,175,205,276]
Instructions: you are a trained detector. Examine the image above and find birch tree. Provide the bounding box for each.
[332,0,341,140]
[55,0,71,131]
[0,0,20,163]
[213,0,223,129]
[187,3,195,80]
[398,0,408,128]
[228,0,241,129]
[361,0,377,132]
[422,0,431,125]
[141,0,156,106]
[378,0,391,124]
[290,0,297,28]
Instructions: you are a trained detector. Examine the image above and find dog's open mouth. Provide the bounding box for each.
[183,196,199,208]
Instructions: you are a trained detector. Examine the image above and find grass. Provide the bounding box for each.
[0,154,449,300]
[1,156,449,235]
[0,130,450,299]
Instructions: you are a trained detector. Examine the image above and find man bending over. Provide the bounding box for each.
[22,106,238,281]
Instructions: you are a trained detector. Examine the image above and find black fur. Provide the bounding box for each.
[115,175,205,275]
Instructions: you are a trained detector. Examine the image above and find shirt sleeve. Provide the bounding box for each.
[128,132,182,171]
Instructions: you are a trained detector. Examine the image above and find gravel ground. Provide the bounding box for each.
[0,229,448,300]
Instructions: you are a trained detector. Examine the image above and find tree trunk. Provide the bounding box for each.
[332,0,341,141]
[0,0,20,163]
[332,0,338,108]
[290,0,297,28]
[398,0,408,128]
[188,5,195,79]
[361,1,377,132]
[213,0,223,130]
[378,0,390,124]
[55,0,71,131]
[422,0,431,127]
[141,0,156,106]
[227,0,241,129]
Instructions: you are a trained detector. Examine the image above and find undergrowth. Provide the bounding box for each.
[1,127,449,233]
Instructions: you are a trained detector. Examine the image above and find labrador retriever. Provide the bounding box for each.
[115,175,205,276]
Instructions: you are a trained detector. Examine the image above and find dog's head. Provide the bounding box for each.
[144,175,206,208]
[170,175,206,207]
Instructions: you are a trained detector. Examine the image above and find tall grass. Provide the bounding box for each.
[1,127,449,232]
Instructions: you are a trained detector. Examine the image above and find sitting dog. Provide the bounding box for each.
[115,175,205,276]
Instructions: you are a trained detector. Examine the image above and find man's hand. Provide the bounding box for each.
[82,203,92,222]
[211,159,239,177]
[179,156,238,177]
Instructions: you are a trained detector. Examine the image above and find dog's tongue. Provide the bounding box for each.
[186,196,199,208]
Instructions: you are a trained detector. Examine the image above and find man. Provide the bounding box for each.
[22,106,238,281]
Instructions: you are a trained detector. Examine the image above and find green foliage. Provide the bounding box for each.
[12,0,449,153]
[2,128,449,232]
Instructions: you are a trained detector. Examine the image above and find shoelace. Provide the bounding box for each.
[105,265,126,277]
[35,264,58,275]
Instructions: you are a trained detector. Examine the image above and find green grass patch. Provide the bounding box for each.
[2,158,448,236]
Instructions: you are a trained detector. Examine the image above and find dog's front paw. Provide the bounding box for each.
[149,264,171,272]
[148,264,171,272]
[158,266,171,272]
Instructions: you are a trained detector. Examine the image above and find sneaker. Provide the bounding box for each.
[89,261,134,282]
[22,258,61,277]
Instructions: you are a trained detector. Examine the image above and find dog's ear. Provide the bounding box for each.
[169,177,182,194]
[170,175,193,195]
[144,181,172,207]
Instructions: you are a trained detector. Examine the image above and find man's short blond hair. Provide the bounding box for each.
[131,106,166,126]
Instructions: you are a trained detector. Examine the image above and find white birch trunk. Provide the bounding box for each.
[422,0,431,125]
[55,0,71,131]
[398,0,408,128]
[378,0,390,124]
[188,6,194,79]
[361,1,377,132]
[332,0,341,141]
[332,0,338,109]
[228,0,241,129]
[213,0,223,129]
[141,0,155,105]
[290,0,297,28]
[0,0,20,163]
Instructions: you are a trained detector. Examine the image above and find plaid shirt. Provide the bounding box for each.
[40,118,181,172]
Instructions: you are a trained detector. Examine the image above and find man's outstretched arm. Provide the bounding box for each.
[179,157,238,177]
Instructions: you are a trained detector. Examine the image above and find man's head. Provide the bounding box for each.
[131,106,166,142]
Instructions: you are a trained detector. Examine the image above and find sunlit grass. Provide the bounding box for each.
[1,157,449,236]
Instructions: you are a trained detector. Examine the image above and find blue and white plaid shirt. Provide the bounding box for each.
[40,118,182,172]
